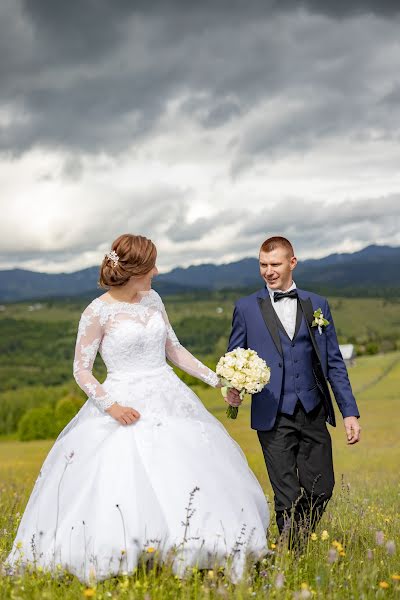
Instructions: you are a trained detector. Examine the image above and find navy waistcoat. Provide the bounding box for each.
[277,312,322,415]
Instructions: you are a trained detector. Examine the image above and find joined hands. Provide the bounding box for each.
[225,388,243,408]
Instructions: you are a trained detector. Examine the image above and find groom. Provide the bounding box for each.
[226,236,361,540]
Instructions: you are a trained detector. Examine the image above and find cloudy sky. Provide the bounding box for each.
[0,0,399,274]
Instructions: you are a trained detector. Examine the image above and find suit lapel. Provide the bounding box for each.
[293,299,303,340]
[298,296,323,364]
[257,295,283,356]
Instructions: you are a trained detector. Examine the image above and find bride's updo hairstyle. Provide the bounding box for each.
[99,234,157,288]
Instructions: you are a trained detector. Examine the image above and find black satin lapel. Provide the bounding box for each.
[298,297,322,363]
[293,299,303,339]
[257,297,283,356]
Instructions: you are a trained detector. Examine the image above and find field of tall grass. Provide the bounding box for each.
[0,353,399,598]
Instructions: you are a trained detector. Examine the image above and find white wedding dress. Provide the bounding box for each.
[7,289,269,582]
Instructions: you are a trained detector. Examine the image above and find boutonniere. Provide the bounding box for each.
[312,308,329,335]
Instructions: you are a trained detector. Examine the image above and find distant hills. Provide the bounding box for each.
[0,244,399,302]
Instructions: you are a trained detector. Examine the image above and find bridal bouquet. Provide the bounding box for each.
[216,348,271,419]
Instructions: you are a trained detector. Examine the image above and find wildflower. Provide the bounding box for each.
[16,541,22,549]
[367,549,374,560]
[339,551,346,557]
[207,570,214,579]
[386,541,396,555]
[391,574,400,581]
[83,589,96,598]
[301,582,309,590]
[332,540,343,552]
[379,581,389,589]
[328,548,338,564]
[310,533,317,541]
[270,543,276,549]
[321,530,329,541]
[375,531,384,546]
[146,547,155,553]
[275,572,285,588]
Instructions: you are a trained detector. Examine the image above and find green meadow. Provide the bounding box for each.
[0,350,399,598]
[0,293,399,598]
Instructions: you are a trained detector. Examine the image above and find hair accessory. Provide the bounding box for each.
[106,250,119,267]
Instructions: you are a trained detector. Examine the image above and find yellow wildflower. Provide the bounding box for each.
[301,582,309,590]
[310,533,317,541]
[270,543,277,549]
[321,530,329,541]
[332,541,344,553]
[392,574,400,581]
[207,570,214,579]
[16,541,23,549]
[339,551,346,557]
[83,589,96,598]
[146,546,155,553]
[379,581,389,589]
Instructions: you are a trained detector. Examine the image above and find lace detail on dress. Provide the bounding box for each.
[158,295,220,387]
[73,303,113,412]
[72,290,219,413]
[165,324,181,347]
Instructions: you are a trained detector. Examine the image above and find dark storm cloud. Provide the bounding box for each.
[0,0,399,158]
[240,195,400,252]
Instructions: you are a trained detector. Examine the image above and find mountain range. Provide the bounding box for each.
[0,244,399,303]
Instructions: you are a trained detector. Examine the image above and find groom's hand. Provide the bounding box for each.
[225,388,243,407]
[343,416,361,444]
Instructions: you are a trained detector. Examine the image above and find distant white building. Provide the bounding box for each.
[28,303,44,312]
[339,344,356,366]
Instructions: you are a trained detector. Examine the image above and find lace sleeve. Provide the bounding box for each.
[154,294,220,387]
[73,302,115,412]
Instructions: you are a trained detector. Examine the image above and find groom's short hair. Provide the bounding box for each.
[260,236,294,258]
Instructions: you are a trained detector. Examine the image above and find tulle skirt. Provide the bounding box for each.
[7,365,269,582]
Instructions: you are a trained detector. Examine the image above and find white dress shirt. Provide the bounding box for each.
[267,280,297,340]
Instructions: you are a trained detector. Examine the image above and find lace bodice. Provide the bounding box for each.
[73,289,220,411]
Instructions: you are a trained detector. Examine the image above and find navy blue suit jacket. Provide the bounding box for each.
[227,286,360,431]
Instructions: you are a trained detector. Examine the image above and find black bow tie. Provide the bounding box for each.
[273,289,298,302]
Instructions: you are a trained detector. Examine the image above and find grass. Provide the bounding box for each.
[0,353,399,598]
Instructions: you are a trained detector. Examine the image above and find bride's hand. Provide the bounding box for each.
[106,403,140,425]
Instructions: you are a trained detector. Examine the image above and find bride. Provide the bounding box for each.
[7,234,269,582]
